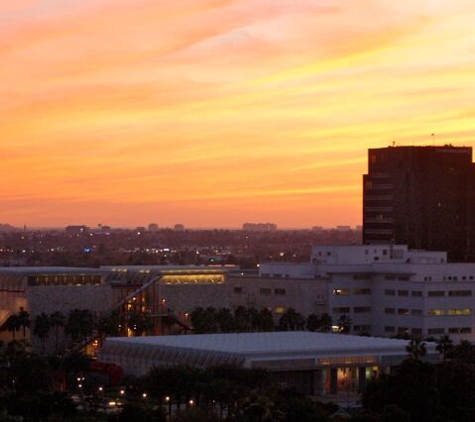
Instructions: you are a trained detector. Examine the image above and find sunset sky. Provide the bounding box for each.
[1,0,475,228]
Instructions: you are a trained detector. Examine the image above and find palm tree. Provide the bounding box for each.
[256,308,274,332]
[4,314,21,340]
[33,313,51,354]
[49,311,65,352]
[306,313,320,332]
[216,308,235,333]
[247,307,260,332]
[436,335,454,361]
[17,308,30,340]
[278,308,305,331]
[65,309,95,345]
[337,314,352,333]
[234,306,251,333]
[319,313,333,332]
[97,310,121,337]
[406,338,427,360]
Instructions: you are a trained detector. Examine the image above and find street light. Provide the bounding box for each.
[165,396,171,420]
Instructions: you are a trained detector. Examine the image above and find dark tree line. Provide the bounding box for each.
[361,337,475,422]
[1,307,157,356]
[134,364,335,422]
[190,306,349,334]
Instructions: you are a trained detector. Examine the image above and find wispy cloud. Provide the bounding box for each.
[1,0,474,227]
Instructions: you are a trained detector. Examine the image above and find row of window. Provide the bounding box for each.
[384,289,472,297]
[384,308,420,316]
[233,287,287,296]
[333,288,371,296]
[315,251,333,256]
[384,326,472,335]
[384,308,472,316]
[422,276,475,282]
[28,275,102,286]
[428,308,472,316]
[384,275,410,281]
[353,325,371,332]
[332,307,371,314]
[386,275,475,282]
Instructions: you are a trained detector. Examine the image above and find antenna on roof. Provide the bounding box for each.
[431,133,435,146]
[392,141,396,147]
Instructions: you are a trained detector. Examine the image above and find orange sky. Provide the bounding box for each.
[1,0,475,228]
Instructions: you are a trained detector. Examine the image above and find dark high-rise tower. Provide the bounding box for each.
[363,145,475,262]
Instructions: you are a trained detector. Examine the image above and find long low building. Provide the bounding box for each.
[99,331,438,396]
[0,265,232,352]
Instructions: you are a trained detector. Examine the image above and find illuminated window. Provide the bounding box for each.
[274,307,286,314]
[428,309,445,316]
[333,288,350,296]
[161,274,225,285]
[447,308,471,316]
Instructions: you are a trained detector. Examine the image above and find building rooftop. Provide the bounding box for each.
[104,331,417,356]
[100,332,439,375]
[0,267,105,275]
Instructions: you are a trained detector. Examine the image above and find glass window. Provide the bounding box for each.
[448,290,472,297]
[354,307,371,313]
[333,289,350,296]
[353,288,371,295]
[428,328,444,335]
[447,308,471,316]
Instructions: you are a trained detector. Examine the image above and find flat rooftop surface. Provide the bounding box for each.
[106,332,412,355]
[0,267,105,275]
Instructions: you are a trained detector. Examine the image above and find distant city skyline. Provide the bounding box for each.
[1,1,475,227]
[2,223,362,231]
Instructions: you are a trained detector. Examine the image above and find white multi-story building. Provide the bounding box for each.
[259,245,475,341]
